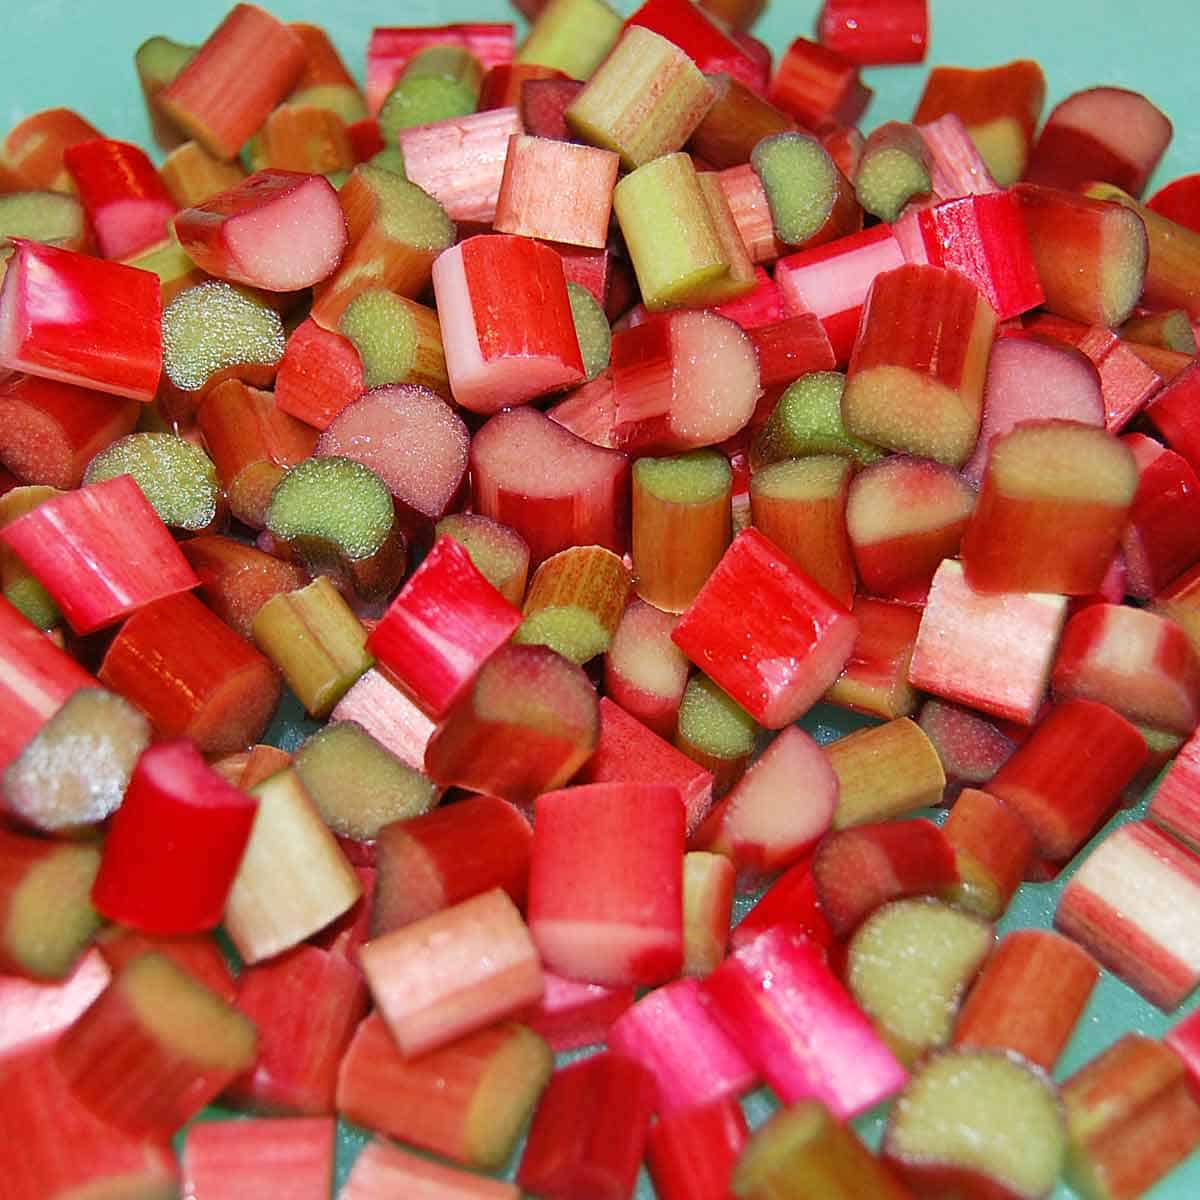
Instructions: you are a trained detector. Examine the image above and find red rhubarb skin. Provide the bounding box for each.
[0,593,96,773]
[3,107,103,191]
[182,1116,336,1198]
[826,597,924,719]
[0,948,109,1056]
[818,0,928,65]
[987,699,1148,865]
[941,787,1032,918]
[367,537,521,720]
[646,1096,748,1200]
[98,590,282,756]
[1121,434,1200,598]
[701,925,908,1118]
[91,740,258,935]
[371,793,533,935]
[1149,726,1200,851]
[514,969,635,1053]
[529,782,685,988]
[273,317,366,431]
[517,1051,658,1200]
[604,600,689,741]
[768,37,872,129]
[1146,360,1200,474]
[0,240,163,402]
[62,138,177,260]
[96,928,237,1004]
[918,701,1018,795]
[627,0,762,92]
[1148,173,1200,233]
[729,851,837,953]
[672,527,859,729]
[0,474,198,635]
[331,668,436,773]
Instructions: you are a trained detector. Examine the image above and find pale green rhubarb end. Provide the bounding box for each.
[752,132,841,246]
[291,83,368,125]
[378,47,483,142]
[635,449,732,505]
[751,371,885,469]
[358,164,455,250]
[161,280,285,394]
[678,674,758,760]
[855,122,933,223]
[0,487,62,629]
[434,513,529,605]
[368,147,407,178]
[513,608,610,665]
[84,432,222,532]
[339,289,422,389]
[135,36,196,92]
[567,283,611,380]
[0,191,86,249]
[515,0,624,81]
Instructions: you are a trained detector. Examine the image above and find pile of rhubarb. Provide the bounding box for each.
[4,0,1200,1197]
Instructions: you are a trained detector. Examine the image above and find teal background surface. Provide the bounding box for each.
[7,2,1199,1197]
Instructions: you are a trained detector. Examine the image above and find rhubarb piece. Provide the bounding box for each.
[361,886,543,1058]
[159,139,246,207]
[1150,725,1200,851]
[425,642,599,804]
[337,1013,552,1170]
[436,513,530,607]
[672,527,858,728]
[330,668,436,773]
[689,75,796,172]
[56,950,256,1137]
[182,1117,334,1198]
[1052,603,1200,735]
[1122,308,1197,352]
[515,0,622,80]
[702,925,907,1116]
[681,851,734,976]
[529,781,683,986]
[252,578,372,719]
[1120,433,1200,597]
[372,794,530,935]
[825,597,923,718]
[676,673,758,796]
[224,767,361,963]
[3,108,102,191]
[0,486,60,628]
[855,121,931,222]
[0,190,87,256]
[728,851,836,954]
[3,687,148,834]
[749,456,855,610]
[986,699,1146,865]
[158,5,306,161]
[604,598,689,739]
[941,786,1032,919]
[341,1139,519,1200]
[196,378,318,529]
[367,536,521,718]
[908,558,1069,725]
[814,819,959,939]
[733,1100,911,1200]
[367,24,514,113]
[1061,1033,1200,1200]
[265,456,404,602]
[99,590,280,755]
[818,0,928,65]
[1148,174,1200,232]
[884,1049,1065,1200]
[83,431,221,533]
[1057,820,1200,1009]
[842,263,997,467]
[961,420,1138,594]
[714,163,786,265]
[568,281,612,383]
[518,1051,657,1200]
[953,928,1098,1072]
[515,544,631,663]
[693,725,837,889]
[626,0,762,88]
[745,311,838,394]
[768,37,872,131]
[0,474,197,635]
[519,76,584,141]
[0,827,100,979]
[827,717,946,829]
[848,897,993,1064]
[248,101,356,176]
[913,60,1046,186]
[94,927,235,1003]
[608,976,755,1114]
[962,334,1104,484]
[229,943,367,1115]
[518,971,634,1054]
[479,62,568,110]
[337,288,449,395]
[1026,86,1172,199]
[1146,360,1200,470]
[648,1098,748,1200]
[470,406,630,565]
[564,26,714,170]
[751,132,861,249]
[0,947,110,1055]
[377,46,483,140]
[631,450,731,614]
[845,454,974,601]
[182,533,309,639]
[750,370,883,467]
[432,233,584,414]
[1014,184,1148,328]
[0,240,162,402]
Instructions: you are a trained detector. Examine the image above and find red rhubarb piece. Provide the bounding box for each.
[515,970,635,1053]
[174,169,347,291]
[941,787,1034,920]
[342,1138,520,1200]
[0,240,162,402]
[1146,360,1200,473]
[682,850,735,975]
[1149,724,1200,851]
[918,701,1017,798]
[729,851,837,954]
[627,0,762,93]
[672,527,859,729]
[768,37,872,130]
[646,1097,749,1200]
[95,927,236,1004]
[824,596,923,720]
[603,598,690,739]
[1121,432,1200,598]
[3,107,103,192]
[818,0,928,65]
[91,740,257,935]
[273,316,366,431]
[182,1116,335,1198]
[0,948,109,1056]
[1148,173,1200,233]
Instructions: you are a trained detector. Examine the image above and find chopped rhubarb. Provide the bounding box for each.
[818,0,928,65]
[0,947,109,1055]
[648,1097,749,1200]
[825,596,924,719]
[940,786,1032,919]
[341,1138,520,1200]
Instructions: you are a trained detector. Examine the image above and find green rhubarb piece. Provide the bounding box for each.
[378,47,483,142]
[135,35,195,93]
[678,674,758,760]
[294,720,438,840]
[339,289,426,390]
[751,371,884,469]
[291,83,368,125]
[128,234,196,283]
[4,575,60,631]
[0,190,85,248]
[514,608,608,665]
[266,456,395,562]
[368,146,407,178]
[566,283,611,381]
[635,449,732,505]
[84,433,221,533]
[355,164,455,251]
[161,280,285,395]
[515,0,624,81]
[751,132,843,246]
[613,153,729,310]
[855,121,933,223]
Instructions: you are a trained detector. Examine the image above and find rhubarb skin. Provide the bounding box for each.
[0,948,110,1057]
[941,787,1032,920]
[647,1097,749,1200]
[274,317,365,432]
[0,239,162,402]
[91,739,257,935]
[768,37,872,130]
[842,263,998,467]
[701,925,907,1118]
[729,852,837,955]
[825,597,924,719]
[1149,724,1200,851]
[341,1138,520,1200]
[1121,433,1200,598]
[181,1117,335,1198]
[818,0,927,65]
[529,781,684,988]
[604,599,690,739]
[672,527,859,729]
[514,970,634,1054]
